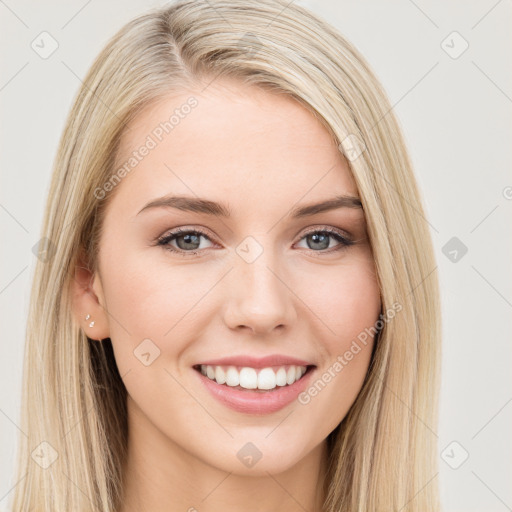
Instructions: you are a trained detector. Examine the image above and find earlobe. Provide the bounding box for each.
[69,253,110,341]
[84,313,95,328]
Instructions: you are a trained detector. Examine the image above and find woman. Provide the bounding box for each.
[11,0,441,510]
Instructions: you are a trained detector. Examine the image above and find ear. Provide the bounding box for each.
[69,249,110,341]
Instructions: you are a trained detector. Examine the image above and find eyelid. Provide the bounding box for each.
[156,225,217,248]
[298,224,353,241]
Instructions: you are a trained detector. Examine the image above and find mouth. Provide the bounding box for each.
[192,363,316,393]
[192,362,317,414]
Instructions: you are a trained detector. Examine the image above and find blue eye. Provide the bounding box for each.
[157,227,213,256]
[296,227,354,253]
[156,226,354,257]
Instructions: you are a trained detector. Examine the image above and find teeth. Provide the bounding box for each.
[215,365,226,385]
[225,366,239,387]
[199,364,308,390]
[258,367,276,390]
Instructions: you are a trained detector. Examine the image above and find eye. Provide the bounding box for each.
[156,226,355,257]
[156,227,215,256]
[295,227,354,254]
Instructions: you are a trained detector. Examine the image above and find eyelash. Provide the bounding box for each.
[156,226,355,258]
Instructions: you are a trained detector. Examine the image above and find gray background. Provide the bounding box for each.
[1,0,511,510]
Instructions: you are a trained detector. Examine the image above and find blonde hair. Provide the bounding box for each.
[11,1,442,510]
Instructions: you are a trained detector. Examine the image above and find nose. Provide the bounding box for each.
[223,248,297,336]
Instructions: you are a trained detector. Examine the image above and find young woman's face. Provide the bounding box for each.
[90,79,381,475]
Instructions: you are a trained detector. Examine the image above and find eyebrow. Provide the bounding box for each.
[136,194,363,218]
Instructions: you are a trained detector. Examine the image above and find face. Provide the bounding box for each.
[73,79,381,477]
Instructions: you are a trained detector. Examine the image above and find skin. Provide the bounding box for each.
[71,78,382,512]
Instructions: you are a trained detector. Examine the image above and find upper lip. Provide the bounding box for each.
[194,354,316,369]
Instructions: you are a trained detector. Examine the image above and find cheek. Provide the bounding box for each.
[99,254,211,417]
[294,257,381,419]
[99,250,219,368]
[302,256,381,345]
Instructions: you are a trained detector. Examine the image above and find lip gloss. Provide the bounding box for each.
[194,366,316,415]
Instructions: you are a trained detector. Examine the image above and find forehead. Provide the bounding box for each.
[109,80,358,219]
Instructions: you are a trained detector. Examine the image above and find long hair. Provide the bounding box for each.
[11,1,441,510]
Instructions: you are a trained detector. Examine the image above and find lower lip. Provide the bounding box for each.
[193,366,316,415]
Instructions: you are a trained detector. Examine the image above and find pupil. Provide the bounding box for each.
[178,233,200,250]
[309,233,329,250]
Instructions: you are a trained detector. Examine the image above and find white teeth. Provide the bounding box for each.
[239,367,257,389]
[286,366,296,385]
[258,368,276,390]
[225,366,239,387]
[275,367,287,386]
[199,364,308,390]
[215,365,226,385]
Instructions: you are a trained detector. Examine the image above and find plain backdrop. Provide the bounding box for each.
[1,1,511,510]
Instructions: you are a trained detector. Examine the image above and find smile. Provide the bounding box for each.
[194,364,309,391]
[192,364,317,414]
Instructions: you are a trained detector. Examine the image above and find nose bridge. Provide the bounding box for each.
[224,236,296,333]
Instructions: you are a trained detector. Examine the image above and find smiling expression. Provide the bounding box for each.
[86,78,382,475]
